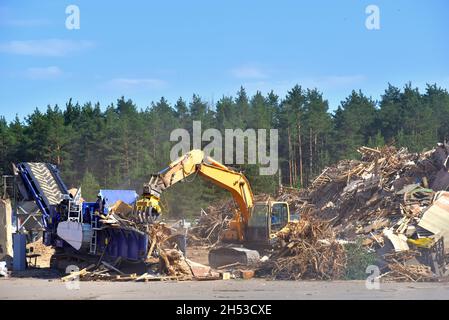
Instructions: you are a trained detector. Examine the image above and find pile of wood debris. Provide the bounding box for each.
[257,215,346,280]
[287,145,449,237]
[62,254,218,283]
[379,251,437,282]
[187,194,279,246]
[188,200,234,246]
[279,143,449,281]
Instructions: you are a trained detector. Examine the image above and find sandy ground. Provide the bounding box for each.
[3,242,447,300]
[187,245,210,265]
[1,277,449,300]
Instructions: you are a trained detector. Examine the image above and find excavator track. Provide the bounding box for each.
[208,246,260,268]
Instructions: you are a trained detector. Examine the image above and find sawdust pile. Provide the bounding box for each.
[27,239,55,267]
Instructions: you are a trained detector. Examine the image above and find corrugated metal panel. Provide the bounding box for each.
[418,191,449,252]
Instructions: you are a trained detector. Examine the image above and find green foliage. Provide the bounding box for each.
[81,171,101,202]
[368,131,385,148]
[1,83,449,218]
[334,90,377,159]
[343,240,377,280]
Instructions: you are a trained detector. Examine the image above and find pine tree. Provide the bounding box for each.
[81,171,100,202]
[303,89,333,178]
[334,90,377,159]
[0,117,12,176]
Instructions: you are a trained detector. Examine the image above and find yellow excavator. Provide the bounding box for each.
[135,149,292,267]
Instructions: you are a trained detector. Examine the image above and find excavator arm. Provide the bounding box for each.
[139,150,254,241]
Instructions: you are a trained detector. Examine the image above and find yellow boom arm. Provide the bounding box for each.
[142,150,254,241]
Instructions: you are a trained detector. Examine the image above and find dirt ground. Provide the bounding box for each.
[5,243,211,280]
[3,242,447,300]
[25,241,209,267]
[187,245,210,265]
[1,277,449,300]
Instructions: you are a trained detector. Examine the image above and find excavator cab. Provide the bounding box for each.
[245,201,290,246]
[209,201,290,267]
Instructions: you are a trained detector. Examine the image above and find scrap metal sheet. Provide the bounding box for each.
[418,191,449,252]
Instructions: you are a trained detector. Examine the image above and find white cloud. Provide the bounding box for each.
[25,66,63,80]
[0,39,94,56]
[105,78,167,91]
[231,66,268,79]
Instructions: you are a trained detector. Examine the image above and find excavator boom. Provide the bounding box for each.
[142,150,254,241]
[137,149,292,268]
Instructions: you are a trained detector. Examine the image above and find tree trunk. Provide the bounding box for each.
[287,127,293,187]
[124,138,130,187]
[153,127,157,159]
[56,144,61,166]
[309,127,313,183]
[314,133,318,175]
[297,123,303,188]
[292,142,297,186]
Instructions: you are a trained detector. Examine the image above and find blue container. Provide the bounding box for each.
[13,233,27,271]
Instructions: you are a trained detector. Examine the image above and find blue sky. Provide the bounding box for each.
[0,0,448,121]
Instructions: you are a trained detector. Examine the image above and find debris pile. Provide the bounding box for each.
[379,251,436,282]
[187,193,276,246]
[381,263,434,282]
[299,146,445,236]
[280,144,449,281]
[62,247,219,283]
[258,215,346,280]
[188,201,234,246]
[62,201,218,282]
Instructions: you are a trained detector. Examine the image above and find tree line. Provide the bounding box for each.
[1,82,448,217]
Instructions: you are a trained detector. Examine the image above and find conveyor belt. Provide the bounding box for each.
[26,163,66,206]
[16,162,69,222]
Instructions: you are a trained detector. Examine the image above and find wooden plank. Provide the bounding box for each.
[135,273,149,281]
[61,264,95,282]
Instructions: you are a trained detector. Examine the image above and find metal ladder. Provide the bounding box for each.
[89,212,98,255]
[67,187,82,222]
